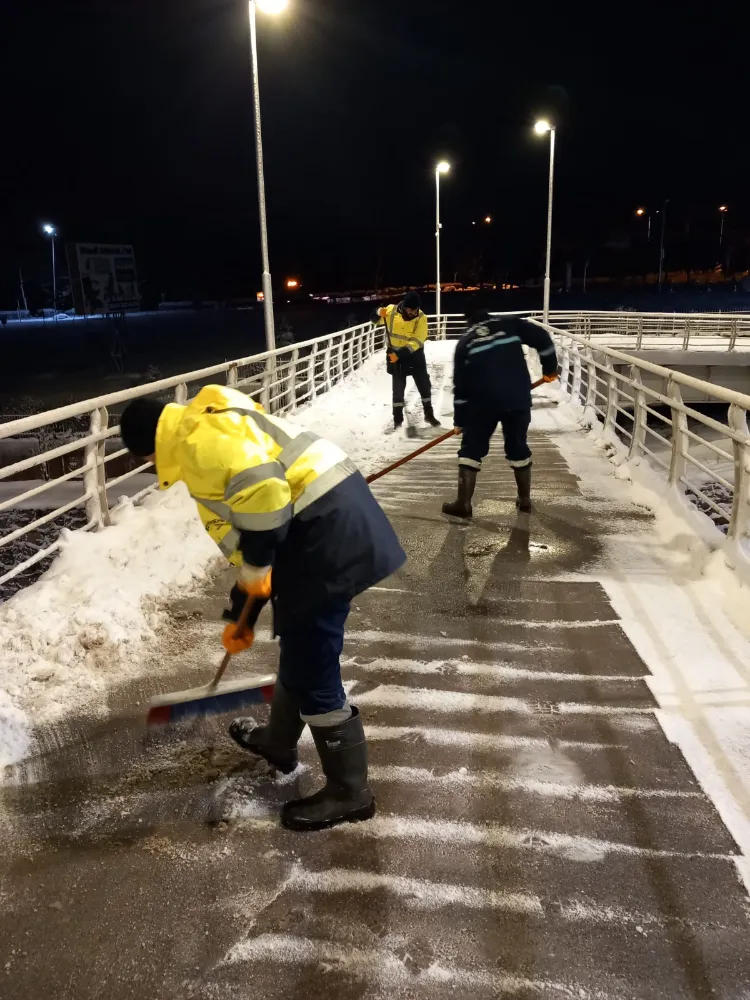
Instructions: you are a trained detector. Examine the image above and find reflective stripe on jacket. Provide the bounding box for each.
[155,385,355,564]
[377,303,429,354]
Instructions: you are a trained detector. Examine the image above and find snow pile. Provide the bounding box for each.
[0,483,222,766]
[285,341,455,476]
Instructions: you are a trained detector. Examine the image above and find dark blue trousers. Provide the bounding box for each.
[459,407,532,470]
[278,600,351,723]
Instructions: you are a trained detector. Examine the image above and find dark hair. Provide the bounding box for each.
[119,397,167,457]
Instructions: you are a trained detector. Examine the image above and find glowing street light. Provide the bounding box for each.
[41,223,57,318]
[635,207,652,242]
[435,161,451,337]
[285,278,299,289]
[718,205,728,247]
[534,119,556,323]
[248,0,289,363]
[484,215,492,224]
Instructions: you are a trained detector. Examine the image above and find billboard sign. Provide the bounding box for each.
[68,243,140,314]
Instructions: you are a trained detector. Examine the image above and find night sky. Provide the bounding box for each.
[1,0,745,303]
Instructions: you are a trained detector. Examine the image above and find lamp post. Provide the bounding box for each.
[435,161,451,338]
[534,120,556,324]
[635,207,651,242]
[42,223,57,319]
[718,205,728,247]
[248,0,288,360]
[657,199,669,293]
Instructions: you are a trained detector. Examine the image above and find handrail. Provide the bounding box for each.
[534,317,750,568]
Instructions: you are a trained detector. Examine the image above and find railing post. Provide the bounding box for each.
[726,402,750,549]
[628,367,647,460]
[636,317,643,350]
[226,363,238,388]
[288,347,299,412]
[559,336,571,389]
[668,380,688,488]
[585,349,597,410]
[83,407,111,530]
[336,336,345,383]
[604,363,618,434]
[729,318,738,352]
[681,319,691,351]
[261,367,272,411]
[571,349,582,402]
[175,382,188,404]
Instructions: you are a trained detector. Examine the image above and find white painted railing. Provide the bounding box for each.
[0,321,385,594]
[548,310,750,351]
[532,319,750,565]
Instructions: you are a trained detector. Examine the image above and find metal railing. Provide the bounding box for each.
[533,319,750,565]
[0,321,385,594]
[547,310,750,351]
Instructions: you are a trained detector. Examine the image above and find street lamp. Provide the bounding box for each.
[534,119,556,324]
[435,161,451,337]
[248,0,288,364]
[484,215,492,224]
[635,207,652,242]
[42,223,57,318]
[719,205,728,247]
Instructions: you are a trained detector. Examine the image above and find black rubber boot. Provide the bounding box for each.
[228,682,305,774]
[442,466,478,519]
[281,707,375,831]
[514,463,532,512]
[423,400,441,428]
[387,407,404,434]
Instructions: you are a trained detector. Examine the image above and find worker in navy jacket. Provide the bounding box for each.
[443,309,558,517]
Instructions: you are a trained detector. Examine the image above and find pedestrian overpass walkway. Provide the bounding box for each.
[3,413,750,998]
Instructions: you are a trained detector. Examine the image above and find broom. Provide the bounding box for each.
[146,594,276,726]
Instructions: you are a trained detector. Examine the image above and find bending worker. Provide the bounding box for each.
[443,306,558,518]
[376,290,441,432]
[120,386,405,831]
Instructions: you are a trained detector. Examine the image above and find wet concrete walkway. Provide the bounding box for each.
[2,427,750,998]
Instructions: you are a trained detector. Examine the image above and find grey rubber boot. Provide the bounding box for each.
[442,466,478,519]
[228,682,305,774]
[281,707,375,831]
[514,463,532,512]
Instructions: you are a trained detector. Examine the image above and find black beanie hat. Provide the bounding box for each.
[119,397,167,457]
[402,290,420,311]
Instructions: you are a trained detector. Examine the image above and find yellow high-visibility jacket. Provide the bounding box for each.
[377,304,428,355]
[155,384,355,565]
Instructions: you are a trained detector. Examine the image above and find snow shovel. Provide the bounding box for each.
[146,595,276,726]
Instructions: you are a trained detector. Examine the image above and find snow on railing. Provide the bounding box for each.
[531,318,750,565]
[547,310,750,351]
[0,321,385,596]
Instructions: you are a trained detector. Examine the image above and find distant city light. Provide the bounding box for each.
[484,215,492,224]
[42,223,56,235]
[719,205,728,212]
[534,119,552,135]
[257,291,265,302]
[286,278,299,289]
[256,0,289,14]
[436,161,451,174]
[636,208,646,217]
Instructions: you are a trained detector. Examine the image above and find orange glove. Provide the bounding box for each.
[222,622,254,655]
[238,564,272,600]
[542,373,559,383]
[388,352,399,364]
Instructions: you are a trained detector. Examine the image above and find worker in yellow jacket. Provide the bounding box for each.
[119,385,405,831]
[376,290,441,432]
